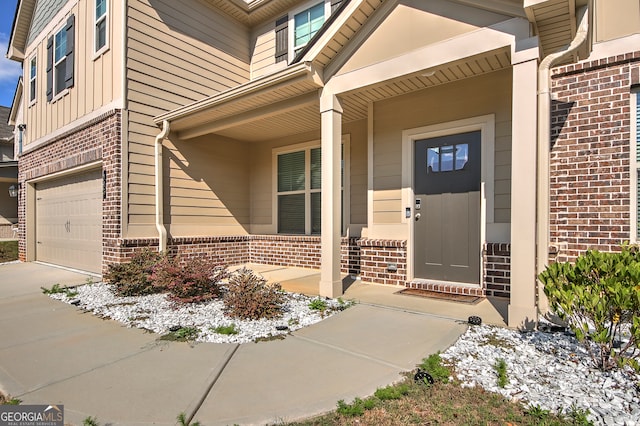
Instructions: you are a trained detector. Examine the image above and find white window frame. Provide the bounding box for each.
[94,0,109,57]
[272,136,350,235]
[631,88,639,242]
[288,0,331,63]
[28,54,37,106]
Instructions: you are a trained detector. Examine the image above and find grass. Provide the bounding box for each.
[41,283,78,298]
[159,326,200,342]
[0,391,21,405]
[210,324,239,335]
[0,240,18,263]
[285,376,580,426]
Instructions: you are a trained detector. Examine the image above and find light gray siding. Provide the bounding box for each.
[27,0,70,44]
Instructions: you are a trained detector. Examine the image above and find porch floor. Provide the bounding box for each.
[237,263,509,327]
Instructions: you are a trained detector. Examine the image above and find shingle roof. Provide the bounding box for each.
[0,107,14,142]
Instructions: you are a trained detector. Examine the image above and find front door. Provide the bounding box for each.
[413,131,481,284]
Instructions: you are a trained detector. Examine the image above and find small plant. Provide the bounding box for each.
[565,404,594,426]
[526,404,550,420]
[161,326,200,342]
[539,244,640,371]
[223,268,286,320]
[177,412,201,426]
[0,392,21,405]
[41,283,78,298]
[494,358,508,388]
[83,416,100,426]
[211,324,239,335]
[104,248,165,296]
[336,397,376,417]
[419,352,450,383]
[308,298,328,311]
[374,384,410,400]
[151,256,228,304]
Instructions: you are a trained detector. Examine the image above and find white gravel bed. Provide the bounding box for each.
[441,324,640,426]
[49,281,348,344]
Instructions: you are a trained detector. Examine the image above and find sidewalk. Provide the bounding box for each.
[0,262,469,425]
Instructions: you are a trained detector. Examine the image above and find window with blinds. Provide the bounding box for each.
[276,144,345,235]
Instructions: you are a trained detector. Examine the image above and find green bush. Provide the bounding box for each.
[538,245,640,371]
[336,397,376,417]
[419,352,450,383]
[374,384,410,400]
[104,248,165,296]
[151,256,228,304]
[223,268,286,320]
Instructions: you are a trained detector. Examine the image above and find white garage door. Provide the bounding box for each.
[36,169,102,274]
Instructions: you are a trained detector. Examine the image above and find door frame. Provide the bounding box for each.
[401,115,495,285]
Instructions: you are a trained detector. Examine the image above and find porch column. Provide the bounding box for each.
[509,45,539,328]
[319,92,343,297]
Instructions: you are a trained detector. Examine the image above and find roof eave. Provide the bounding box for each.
[154,61,323,126]
[8,78,23,126]
[7,0,37,62]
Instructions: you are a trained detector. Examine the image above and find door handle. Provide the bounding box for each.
[415,213,421,221]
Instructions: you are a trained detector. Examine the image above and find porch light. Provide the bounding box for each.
[8,185,18,198]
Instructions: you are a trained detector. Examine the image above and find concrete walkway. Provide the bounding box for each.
[0,262,470,426]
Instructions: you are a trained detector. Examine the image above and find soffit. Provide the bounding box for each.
[7,0,37,60]
[196,48,511,142]
[524,0,586,59]
[202,0,303,25]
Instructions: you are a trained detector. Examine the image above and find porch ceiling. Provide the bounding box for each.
[172,47,512,143]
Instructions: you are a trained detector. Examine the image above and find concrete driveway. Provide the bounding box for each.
[0,262,467,425]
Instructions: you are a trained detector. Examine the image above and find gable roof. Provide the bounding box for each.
[0,107,14,142]
[7,0,37,61]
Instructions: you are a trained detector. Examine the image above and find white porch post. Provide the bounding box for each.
[509,44,539,328]
[320,92,343,297]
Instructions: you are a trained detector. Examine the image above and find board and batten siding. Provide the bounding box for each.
[371,69,512,236]
[125,0,251,237]
[23,0,123,146]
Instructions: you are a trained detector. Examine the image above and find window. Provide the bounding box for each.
[46,15,74,101]
[29,55,36,103]
[95,0,108,53]
[294,2,325,55]
[275,142,346,235]
[427,144,469,173]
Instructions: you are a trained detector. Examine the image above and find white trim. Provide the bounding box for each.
[93,0,110,59]
[288,0,332,63]
[28,54,37,106]
[632,88,639,243]
[22,100,123,154]
[366,102,374,238]
[586,34,640,63]
[271,136,350,235]
[402,114,495,283]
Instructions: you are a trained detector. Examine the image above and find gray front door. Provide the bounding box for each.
[413,131,481,284]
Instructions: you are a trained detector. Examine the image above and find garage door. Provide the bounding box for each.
[36,169,102,273]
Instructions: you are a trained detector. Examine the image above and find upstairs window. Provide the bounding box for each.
[294,2,325,55]
[29,55,37,104]
[47,15,75,101]
[95,0,108,54]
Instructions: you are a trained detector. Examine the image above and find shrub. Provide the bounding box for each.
[104,248,164,296]
[223,268,286,320]
[336,398,376,417]
[151,256,228,304]
[538,245,640,371]
[374,384,410,400]
[308,298,328,311]
[494,358,508,388]
[419,352,450,383]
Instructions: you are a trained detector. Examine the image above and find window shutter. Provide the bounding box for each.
[65,15,75,89]
[46,36,53,101]
[331,0,344,13]
[275,15,288,63]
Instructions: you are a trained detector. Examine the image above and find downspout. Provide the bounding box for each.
[537,2,591,306]
[155,120,170,252]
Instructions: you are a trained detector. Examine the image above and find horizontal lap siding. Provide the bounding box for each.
[126,0,251,237]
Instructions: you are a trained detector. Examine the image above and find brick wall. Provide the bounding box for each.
[484,243,510,298]
[18,110,122,266]
[550,53,640,262]
[357,238,407,286]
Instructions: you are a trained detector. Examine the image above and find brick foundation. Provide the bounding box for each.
[357,238,407,286]
[105,235,360,275]
[550,52,640,262]
[483,243,511,298]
